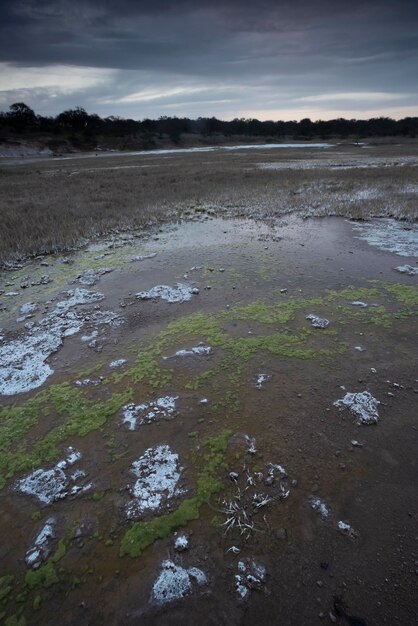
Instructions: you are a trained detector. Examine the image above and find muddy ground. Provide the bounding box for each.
[0,207,417,625]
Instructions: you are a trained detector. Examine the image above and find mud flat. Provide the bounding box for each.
[0,214,417,625]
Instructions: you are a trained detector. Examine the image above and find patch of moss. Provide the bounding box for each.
[2,282,415,493]
[5,615,26,626]
[222,298,322,325]
[332,286,380,302]
[0,575,14,603]
[120,430,232,557]
[0,386,131,481]
[32,595,41,611]
[111,348,174,389]
[50,540,66,564]
[15,592,27,604]
[92,491,105,502]
[381,282,418,308]
[156,313,230,352]
[25,562,58,590]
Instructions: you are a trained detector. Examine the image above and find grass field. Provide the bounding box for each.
[1,140,417,266]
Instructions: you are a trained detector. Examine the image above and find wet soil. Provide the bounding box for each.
[0,215,417,626]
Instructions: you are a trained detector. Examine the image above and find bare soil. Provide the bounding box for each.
[0,215,417,625]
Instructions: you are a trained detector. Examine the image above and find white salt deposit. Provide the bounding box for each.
[136,283,198,303]
[75,377,102,387]
[81,330,98,342]
[16,447,91,504]
[254,374,271,389]
[126,445,184,519]
[162,344,212,359]
[350,218,418,257]
[337,520,359,539]
[72,268,114,286]
[310,497,331,519]
[306,314,330,328]
[334,390,380,425]
[55,288,104,312]
[25,517,56,568]
[351,301,368,307]
[131,252,157,262]
[109,358,127,368]
[235,560,266,601]
[0,288,122,395]
[121,396,178,430]
[19,302,38,316]
[395,264,418,275]
[151,560,207,605]
[174,534,189,552]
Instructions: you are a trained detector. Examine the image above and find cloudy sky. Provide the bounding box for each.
[0,0,417,121]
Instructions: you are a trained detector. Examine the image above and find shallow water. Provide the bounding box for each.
[0,215,417,625]
[0,142,334,166]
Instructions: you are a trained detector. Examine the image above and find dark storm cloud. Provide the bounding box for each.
[0,0,417,119]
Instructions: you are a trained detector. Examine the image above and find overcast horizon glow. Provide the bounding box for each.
[0,0,417,121]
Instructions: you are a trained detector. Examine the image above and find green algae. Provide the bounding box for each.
[1,281,416,493]
[120,430,232,557]
[156,313,230,352]
[50,540,66,564]
[5,615,26,626]
[381,282,418,308]
[25,563,58,590]
[0,385,131,484]
[92,491,105,502]
[221,297,323,325]
[331,286,380,302]
[0,576,14,604]
[24,540,67,591]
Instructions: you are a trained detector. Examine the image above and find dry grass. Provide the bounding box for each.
[1,141,417,265]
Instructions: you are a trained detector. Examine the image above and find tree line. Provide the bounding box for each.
[1,102,417,145]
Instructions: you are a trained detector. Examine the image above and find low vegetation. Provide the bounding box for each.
[0,141,417,266]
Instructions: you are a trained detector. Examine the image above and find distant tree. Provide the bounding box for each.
[7,102,36,131]
[55,107,90,132]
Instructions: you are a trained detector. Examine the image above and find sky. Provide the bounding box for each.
[0,0,417,121]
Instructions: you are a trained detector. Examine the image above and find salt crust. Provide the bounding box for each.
[136,283,199,303]
[151,560,207,605]
[334,390,380,424]
[126,445,184,519]
[121,396,178,430]
[0,288,122,395]
[16,447,91,504]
